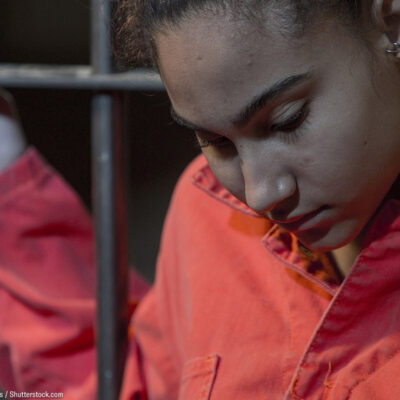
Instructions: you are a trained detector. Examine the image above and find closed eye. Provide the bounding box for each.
[270,105,309,133]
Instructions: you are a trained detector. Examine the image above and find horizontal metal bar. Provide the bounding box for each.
[0,64,164,91]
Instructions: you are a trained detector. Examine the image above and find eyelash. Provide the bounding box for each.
[271,104,310,143]
[196,135,230,149]
[195,103,310,149]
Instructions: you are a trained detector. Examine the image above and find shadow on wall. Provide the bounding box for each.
[1,0,200,282]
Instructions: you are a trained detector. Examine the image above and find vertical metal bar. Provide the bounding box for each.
[91,0,112,74]
[91,1,128,399]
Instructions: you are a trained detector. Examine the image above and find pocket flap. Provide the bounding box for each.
[179,354,220,400]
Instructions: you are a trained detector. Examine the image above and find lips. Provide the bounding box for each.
[270,206,329,232]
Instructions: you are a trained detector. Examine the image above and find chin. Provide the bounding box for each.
[294,219,363,253]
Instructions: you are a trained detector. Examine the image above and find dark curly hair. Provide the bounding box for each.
[114,0,364,69]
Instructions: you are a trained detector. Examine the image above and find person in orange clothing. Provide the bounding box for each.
[119,0,400,398]
[2,0,400,399]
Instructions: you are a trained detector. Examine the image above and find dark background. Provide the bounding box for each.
[0,0,199,282]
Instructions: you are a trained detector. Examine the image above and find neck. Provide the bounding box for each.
[330,238,362,278]
[330,176,400,278]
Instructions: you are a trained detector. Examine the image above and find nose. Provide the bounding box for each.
[240,148,297,214]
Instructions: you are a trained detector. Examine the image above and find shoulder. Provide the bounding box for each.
[171,153,208,201]
[167,153,219,217]
[158,154,233,255]
[168,153,259,221]
[159,154,265,256]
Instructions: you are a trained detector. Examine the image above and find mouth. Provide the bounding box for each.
[270,206,330,232]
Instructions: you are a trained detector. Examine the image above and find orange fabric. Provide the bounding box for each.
[131,155,400,399]
[0,149,148,399]
[2,149,400,400]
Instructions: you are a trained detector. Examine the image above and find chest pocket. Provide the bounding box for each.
[178,354,220,400]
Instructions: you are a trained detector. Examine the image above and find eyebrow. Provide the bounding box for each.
[170,72,310,132]
[233,72,310,126]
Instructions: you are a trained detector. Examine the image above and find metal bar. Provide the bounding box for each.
[92,92,128,400]
[91,1,129,399]
[0,64,164,91]
[92,0,112,74]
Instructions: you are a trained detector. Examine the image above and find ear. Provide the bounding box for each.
[372,0,400,44]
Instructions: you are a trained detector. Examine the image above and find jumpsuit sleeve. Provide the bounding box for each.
[0,148,149,399]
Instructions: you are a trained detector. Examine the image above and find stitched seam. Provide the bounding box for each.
[321,361,334,400]
[281,270,295,395]
[192,176,260,218]
[262,237,336,296]
[181,369,214,381]
[197,374,212,400]
[290,375,305,400]
[179,363,216,400]
[181,354,218,376]
[291,251,387,400]
[304,253,368,357]
[283,253,368,399]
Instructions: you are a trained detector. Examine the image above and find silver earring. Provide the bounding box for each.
[385,42,400,54]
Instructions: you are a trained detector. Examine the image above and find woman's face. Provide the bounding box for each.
[156,12,400,251]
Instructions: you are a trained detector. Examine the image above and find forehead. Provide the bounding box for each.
[156,12,317,130]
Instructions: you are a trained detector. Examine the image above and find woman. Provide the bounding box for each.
[1,0,400,399]
[117,0,400,399]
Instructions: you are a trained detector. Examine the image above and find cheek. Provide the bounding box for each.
[297,125,397,224]
[296,115,372,189]
[304,80,400,189]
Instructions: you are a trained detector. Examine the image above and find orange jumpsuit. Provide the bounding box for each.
[1,148,400,400]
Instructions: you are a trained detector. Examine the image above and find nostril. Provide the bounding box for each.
[267,192,300,220]
[254,187,299,219]
[251,199,284,216]
[266,208,291,221]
